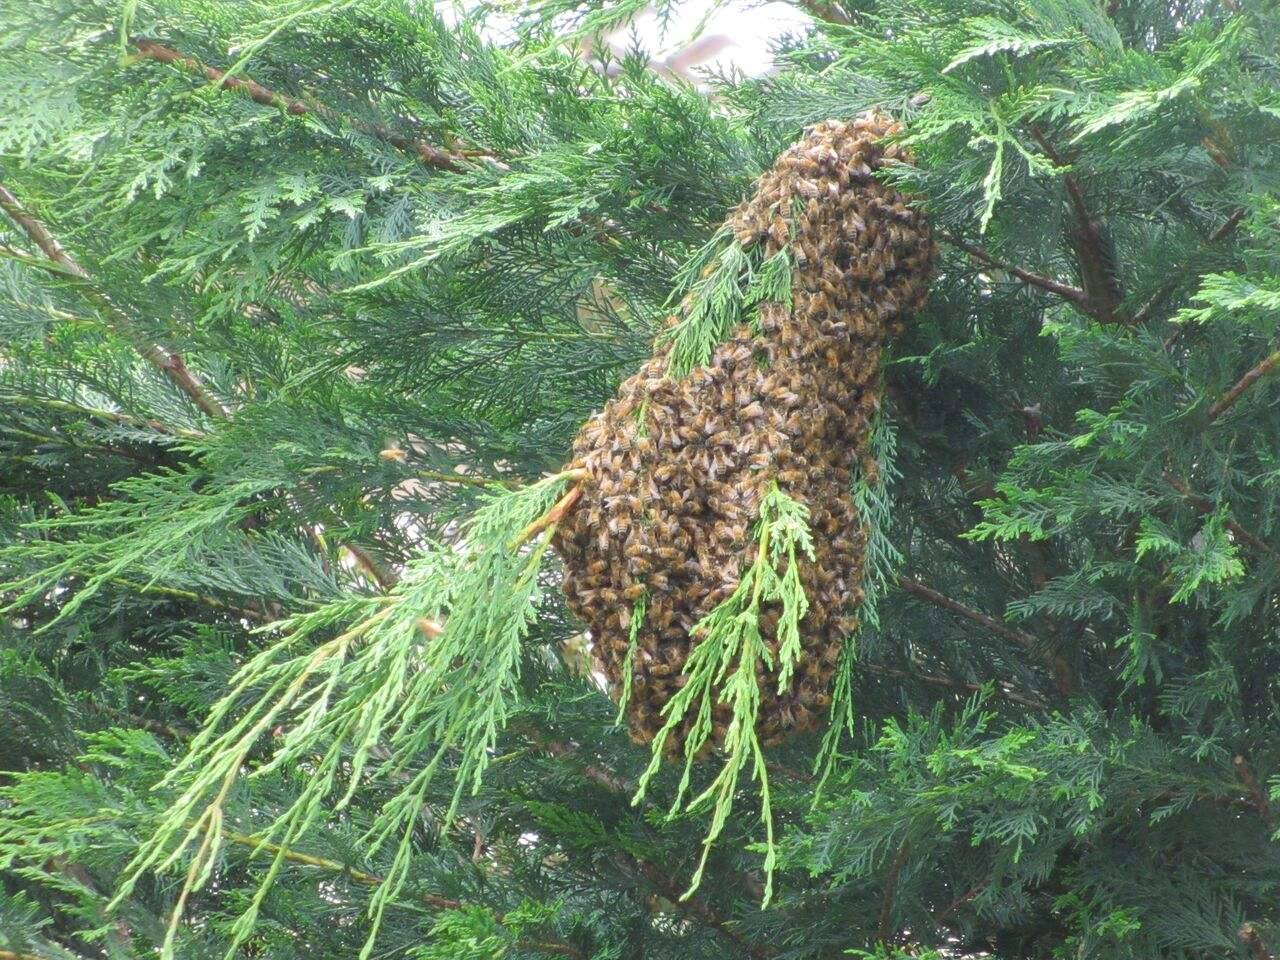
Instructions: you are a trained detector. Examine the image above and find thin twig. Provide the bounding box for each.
[898,576,1074,695]
[940,231,1088,305]
[935,879,987,924]
[1232,755,1273,829]
[130,38,470,173]
[417,468,520,489]
[632,858,770,960]
[793,0,852,24]
[876,841,911,943]
[1145,208,1250,336]
[1209,207,1248,244]
[540,737,637,795]
[0,182,228,420]
[344,542,399,592]
[511,474,587,548]
[1136,279,1180,328]
[1208,351,1280,422]
[860,660,1049,710]
[1,394,206,440]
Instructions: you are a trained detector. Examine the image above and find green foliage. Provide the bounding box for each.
[635,482,814,904]
[108,472,573,960]
[659,228,792,377]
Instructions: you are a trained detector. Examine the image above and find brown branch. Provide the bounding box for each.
[1209,207,1247,244]
[1208,350,1280,422]
[935,879,988,924]
[344,542,400,592]
[1241,923,1276,960]
[0,185,88,279]
[1232,755,1273,829]
[107,577,266,622]
[511,473,588,548]
[130,38,468,173]
[876,841,911,944]
[860,661,1049,710]
[940,231,1089,306]
[1135,279,1180,328]
[898,576,1074,695]
[540,737,637,795]
[0,952,47,960]
[1026,125,1125,323]
[0,182,228,421]
[793,0,852,24]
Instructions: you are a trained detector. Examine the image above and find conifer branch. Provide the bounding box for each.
[129,39,471,173]
[1162,474,1271,555]
[1025,125,1125,324]
[631,858,770,960]
[898,576,1074,695]
[1232,755,1273,829]
[940,232,1089,306]
[1208,351,1280,422]
[1,180,410,601]
[876,841,911,944]
[0,182,228,420]
[218,829,585,958]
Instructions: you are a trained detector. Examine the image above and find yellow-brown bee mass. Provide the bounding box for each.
[554,115,934,756]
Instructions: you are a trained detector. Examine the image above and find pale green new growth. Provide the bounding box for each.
[660,226,792,378]
[615,590,647,725]
[633,482,815,905]
[108,471,576,960]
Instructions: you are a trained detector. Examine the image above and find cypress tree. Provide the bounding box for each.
[1,1,1278,958]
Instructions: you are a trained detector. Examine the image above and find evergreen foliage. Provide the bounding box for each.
[1,1,1279,958]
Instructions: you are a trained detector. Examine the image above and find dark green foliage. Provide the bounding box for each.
[2,0,1279,958]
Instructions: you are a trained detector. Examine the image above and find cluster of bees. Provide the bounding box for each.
[555,115,935,757]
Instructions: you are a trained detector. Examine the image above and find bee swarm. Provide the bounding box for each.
[554,115,935,756]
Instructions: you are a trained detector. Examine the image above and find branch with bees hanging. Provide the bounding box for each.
[555,113,934,756]
[550,113,934,897]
